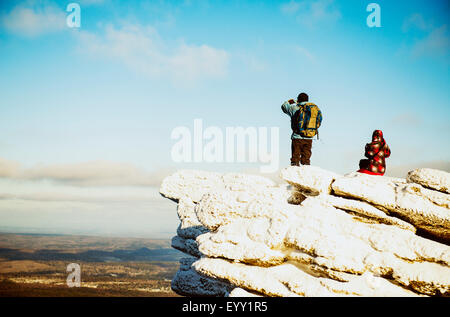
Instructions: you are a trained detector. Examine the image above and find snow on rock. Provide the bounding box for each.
[331,172,401,209]
[228,287,262,297]
[160,169,276,203]
[320,195,416,232]
[193,257,418,297]
[280,165,341,195]
[176,198,208,239]
[407,168,450,194]
[160,166,450,297]
[160,170,224,203]
[195,195,450,295]
[195,187,292,232]
[332,172,450,242]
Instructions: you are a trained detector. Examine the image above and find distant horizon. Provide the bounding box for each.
[0,184,180,240]
[0,227,176,240]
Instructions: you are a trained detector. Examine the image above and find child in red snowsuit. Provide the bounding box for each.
[358,130,391,176]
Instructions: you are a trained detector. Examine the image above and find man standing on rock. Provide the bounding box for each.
[281,93,323,166]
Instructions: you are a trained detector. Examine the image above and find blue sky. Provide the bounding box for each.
[0,0,449,238]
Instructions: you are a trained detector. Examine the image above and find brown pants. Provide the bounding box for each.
[291,139,312,166]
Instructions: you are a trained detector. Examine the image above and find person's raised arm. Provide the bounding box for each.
[281,99,296,115]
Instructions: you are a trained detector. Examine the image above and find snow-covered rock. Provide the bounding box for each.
[160,166,450,297]
[321,195,416,232]
[160,169,276,203]
[193,257,419,297]
[280,165,341,195]
[407,168,450,194]
[332,172,450,242]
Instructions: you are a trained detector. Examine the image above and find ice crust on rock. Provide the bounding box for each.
[161,166,450,297]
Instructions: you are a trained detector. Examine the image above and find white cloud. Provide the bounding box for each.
[390,113,422,127]
[78,23,229,83]
[280,0,341,27]
[0,186,178,238]
[308,0,341,24]
[0,157,173,187]
[402,13,431,32]
[0,3,66,37]
[411,24,450,58]
[78,0,108,5]
[23,160,171,187]
[280,1,301,15]
[0,157,20,178]
[402,14,450,59]
[170,43,229,80]
[239,54,268,72]
[294,45,317,63]
[0,185,163,203]
[0,158,178,238]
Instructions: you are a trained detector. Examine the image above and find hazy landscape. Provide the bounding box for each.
[0,233,183,297]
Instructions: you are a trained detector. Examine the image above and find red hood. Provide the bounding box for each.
[372,130,384,143]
